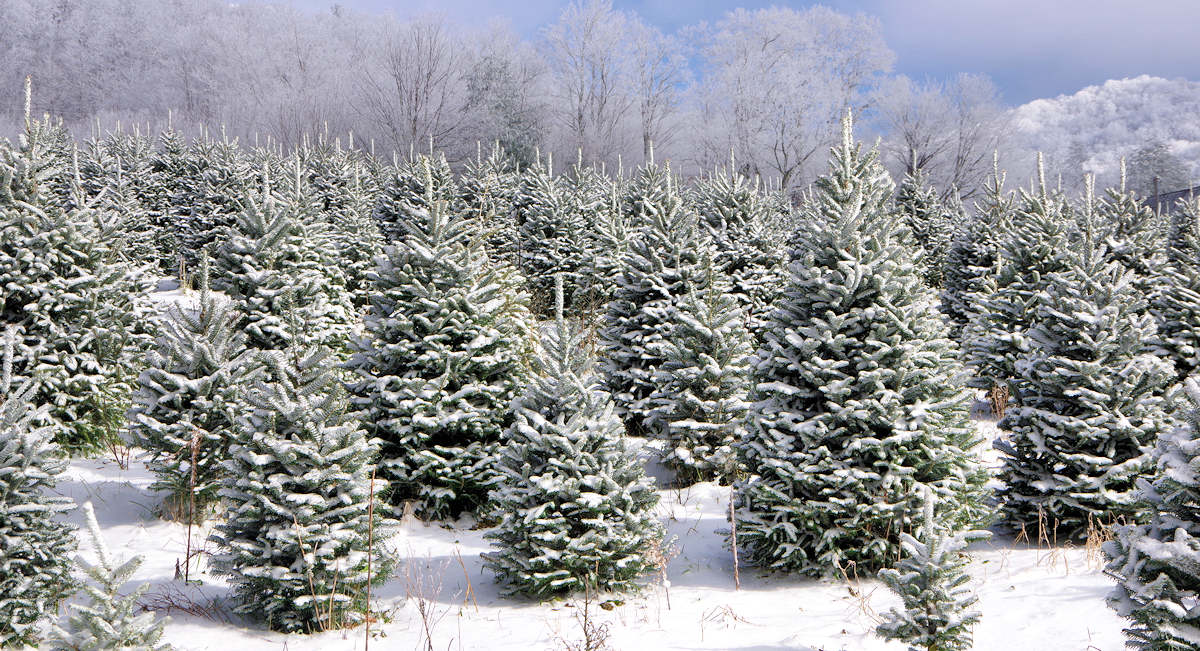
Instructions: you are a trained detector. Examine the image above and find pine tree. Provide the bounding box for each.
[460,142,520,269]
[650,264,752,486]
[129,260,254,522]
[373,153,456,243]
[895,168,955,287]
[876,491,989,651]
[600,162,715,437]
[347,166,532,520]
[996,232,1173,539]
[211,178,355,355]
[210,346,392,634]
[0,327,76,647]
[1151,196,1200,381]
[1105,377,1200,651]
[484,278,663,597]
[0,111,153,452]
[515,159,594,313]
[734,113,988,576]
[940,159,1014,339]
[47,502,172,651]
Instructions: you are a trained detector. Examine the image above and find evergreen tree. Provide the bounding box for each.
[895,168,955,287]
[129,261,254,522]
[173,136,253,267]
[996,235,1173,539]
[650,265,752,485]
[210,346,392,634]
[47,502,172,651]
[1151,197,1200,381]
[940,159,1014,339]
[347,168,532,520]
[0,113,153,451]
[1105,377,1200,651]
[600,162,715,437]
[1094,167,1167,300]
[372,153,456,243]
[460,142,519,269]
[484,278,662,597]
[211,179,355,355]
[515,159,594,313]
[0,327,76,647]
[734,114,988,576]
[876,491,989,651]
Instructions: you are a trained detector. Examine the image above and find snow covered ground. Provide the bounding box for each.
[58,421,1126,651]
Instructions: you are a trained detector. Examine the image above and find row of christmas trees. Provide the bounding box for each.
[3,89,1199,648]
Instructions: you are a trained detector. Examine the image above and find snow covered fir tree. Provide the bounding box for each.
[1152,196,1200,381]
[894,167,956,288]
[47,502,172,651]
[0,327,76,647]
[876,490,990,651]
[1105,377,1200,651]
[995,225,1173,539]
[650,261,753,486]
[210,345,392,634]
[128,259,254,522]
[484,278,662,597]
[733,113,988,576]
[347,165,532,520]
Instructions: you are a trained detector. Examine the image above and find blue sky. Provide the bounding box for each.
[284,0,1200,105]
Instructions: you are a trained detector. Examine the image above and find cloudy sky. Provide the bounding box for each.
[283,0,1200,105]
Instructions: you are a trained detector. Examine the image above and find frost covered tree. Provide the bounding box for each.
[940,158,1013,338]
[0,327,76,647]
[372,153,457,243]
[876,491,990,651]
[734,114,988,576]
[1154,197,1200,381]
[996,235,1174,539]
[484,278,662,597]
[211,179,355,355]
[460,143,519,268]
[895,168,955,287]
[650,265,752,485]
[515,158,594,313]
[1094,167,1167,300]
[0,109,153,452]
[601,161,715,437]
[47,502,171,651]
[347,170,532,520]
[129,261,254,522]
[211,346,392,634]
[1105,377,1200,651]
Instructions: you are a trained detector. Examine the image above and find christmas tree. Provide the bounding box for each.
[734,113,988,576]
[1151,196,1200,381]
[372,152,457,243]
[210,345,392,633]
[347,163,533,520]
[1105,377,1200,651]
[46,502,172,651]
[460,143,520,268]
[0,327,76,647]
[895,168,955,287]
[876,490,990,651]
[484,278,663,597]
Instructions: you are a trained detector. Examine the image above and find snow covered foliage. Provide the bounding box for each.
[484,278,662,598]
[600,161,716,437]
[129,263,254,522]
[47,502,172,651]
[1105,377,1200,651]
[1152,197,1200,381]
[962,166,1077,397]
[167,136,253,267]
[940,160,1014,339]
[372,152,457,243]
[995,233,1174,539]
[347,167,533,520]
[690,166,789,340]
[210,179,355,354]
[650,265,752,486]
[210,346,392,634]
[734,113,988,576]
[876,492,990,651]
[459,143,520,268]
[895,168,955,287]
[1093,170,1167,299]
[514,159,593,314]
[0,328,76,648]
[0,115,154,452]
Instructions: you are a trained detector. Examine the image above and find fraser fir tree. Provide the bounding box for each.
[210,346,392,634]
[129,260,254,522]
[515,158,594,313]
[1105,377,1200,651]
[484,278,662,597]
[996,233,1173,539]
[650,264,752,486]
[940,158,1014,339]
[0,327,76,647]
[372,153,457,243]
[734,114,987,576]
[460,142,519,268]
[47,503,172,651]
[1094,166,1167,299]
[876,491,989,651]
[347,166,532,520]
[1153,197,1200,380]
[600,162,715,437]
[895,168,955,287]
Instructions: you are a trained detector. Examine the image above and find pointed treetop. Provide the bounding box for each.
[1036,151,1047,201]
